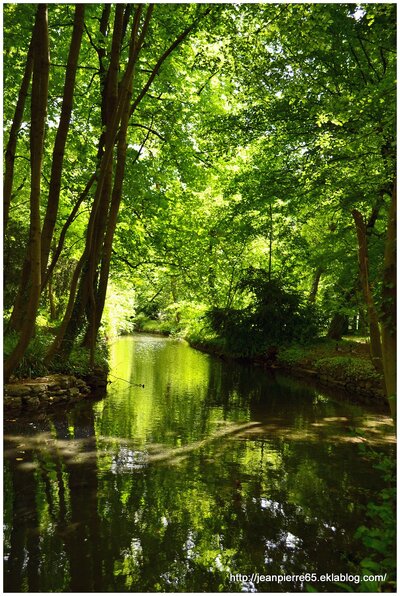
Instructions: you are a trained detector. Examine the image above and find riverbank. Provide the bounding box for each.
[187,335,387,407]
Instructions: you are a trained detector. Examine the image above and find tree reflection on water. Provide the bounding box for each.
[4,335,394,592]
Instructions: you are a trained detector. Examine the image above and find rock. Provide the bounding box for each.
[23,395,40,408]
[48,394,65,404]
[59,376,73,389]
[4,396,22,410]
[6,385,31,397]
[51,389,68,397]
[26,383,48,394]
[83,369,108,389]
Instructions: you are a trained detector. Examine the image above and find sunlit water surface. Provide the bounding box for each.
[4,334,395,592]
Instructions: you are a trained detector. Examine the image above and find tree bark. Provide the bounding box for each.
[308,266,323,303]
[5,5,50,381]
[327,312,348,340]
[352,209,383,373]
[380,183,396,423]
[82,7,147,352]
[40,4,85,279]
[8,4,84,332]
[3,37,34,232]
[41,172,97,291]
[49,6,132,360]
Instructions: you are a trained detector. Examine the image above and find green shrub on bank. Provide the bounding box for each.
[206,274,322,358]
[134,302,212,340]
[49,339,110,377]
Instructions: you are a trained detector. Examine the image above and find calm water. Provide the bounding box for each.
[4,334,395,592]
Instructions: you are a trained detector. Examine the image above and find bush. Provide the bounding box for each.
[277,345,310,366]
[206,273,322,357]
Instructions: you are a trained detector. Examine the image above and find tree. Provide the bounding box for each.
[4,4,49,381]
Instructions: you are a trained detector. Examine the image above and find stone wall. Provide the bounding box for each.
[4,374,96,415]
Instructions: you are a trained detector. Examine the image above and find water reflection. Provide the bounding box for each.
[4,334,394,592]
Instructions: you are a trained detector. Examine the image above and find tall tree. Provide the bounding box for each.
[5,4,50,380]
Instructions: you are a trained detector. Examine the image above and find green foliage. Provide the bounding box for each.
[206,273,321,357]
[351,448,396,592]
[4,327,109,379]
[277,345,310,366]
[314,356,381,383]
[4,330,52,378]
[3,2,395,380]
[102,281,136,338]
[49,339,110,377]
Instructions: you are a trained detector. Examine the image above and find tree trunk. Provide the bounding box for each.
[3,37,34,232]
[327,313,348,340]
[41,172,97,291]
[48,272,57,320]
[380,183,396,423]
[352,209,383,373]
[79,5,126,363]
[308,266,323,303]
[8,5,84,331]
[40,4,85,279]
[4,5,49,381]
[49,6,131,360]
[83,22,139,351]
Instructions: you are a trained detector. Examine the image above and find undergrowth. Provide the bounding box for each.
[4,328,109,379]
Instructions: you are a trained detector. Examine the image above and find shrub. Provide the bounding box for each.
[206,273,322,357]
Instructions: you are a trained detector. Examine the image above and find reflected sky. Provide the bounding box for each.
[4,334,395,592]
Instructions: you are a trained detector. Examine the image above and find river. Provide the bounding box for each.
[4,334,395,592]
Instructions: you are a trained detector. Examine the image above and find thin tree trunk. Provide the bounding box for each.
[268,200,272,282]
[352,209,383,373]
[3,37,34,232]
[45,254,85,362]
[40,4,85,279]
[41,172,97,291]
[380,183,396,423]
[9,5,84,331]
[48,272,57,320]
[5,5,49,381]
[83,5,147,360]
[84,33,138,351]
[81,5,126,362]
